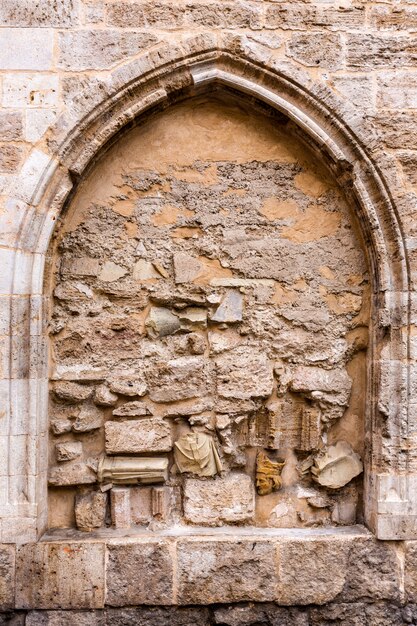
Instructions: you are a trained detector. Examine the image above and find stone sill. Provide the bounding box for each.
[42,523,371,542]
[1,522,410,611]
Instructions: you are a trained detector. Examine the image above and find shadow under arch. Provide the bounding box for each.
[7,45,413,541]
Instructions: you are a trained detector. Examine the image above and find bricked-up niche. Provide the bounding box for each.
[46,94,370,531]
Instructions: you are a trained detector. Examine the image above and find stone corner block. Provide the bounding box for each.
[176,537,277,605]
[405,541,417,602]
[16,542,105,609]
[0,544,16,610]
[106,539,174,606]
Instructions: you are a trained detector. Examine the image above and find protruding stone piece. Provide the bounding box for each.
[110,487,131,529]
[211,290,243,323]
[48,462,97,486]
[109,377,147,397]
[174,432,222,476]
[94,384,118,407]
[146,306,181,337]
[98,455,169,485]
[311,441,363,488]
[53,381,92,403]
[173,252,202,284]
[256,450,285,495]
[72,404,102,432]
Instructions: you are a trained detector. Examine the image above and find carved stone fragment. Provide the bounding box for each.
[174,432,222,476]
[98,455,169,485]
[75,491,107,531]
[256,450,285,495]
[311,441,363,489]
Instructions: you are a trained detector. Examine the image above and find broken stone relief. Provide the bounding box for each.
[46,95,368,532]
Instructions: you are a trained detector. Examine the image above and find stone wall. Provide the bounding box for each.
[1,0,417,619]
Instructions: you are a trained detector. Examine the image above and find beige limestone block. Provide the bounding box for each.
[105,419,172,454]
[98,456,168,485]
[75,491,107,532]
[183,473,255,525]
[16,542,105,609]
[106,540,174,606]
[0,545,15,610]
[216,348,274,400]
[177,538,276,604]
[174,432,222,477]
[173,252,202,284]
[72,404,102,433]
[112,401,151,417]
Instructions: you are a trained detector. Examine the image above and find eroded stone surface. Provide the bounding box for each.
[106,541,174,606]
[183,474,255,525]
[177,539,276,604]
[105,419,172,454]
[16,543,105,609]
[75,491,107,531]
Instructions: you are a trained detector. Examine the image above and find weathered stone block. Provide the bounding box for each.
[55,441,82,462]
[105,419,172,454]
[16,543,105,609]
[48,461,96,487]
[347,34,417,68]
[147,356,208,402]
[75,491,107,532]
[339,537,401,602]
[106,540,174,605]
[0,545,15,610]
[216,348,273,400]
[276,537,350,605]
[213,604,308,626]
[405,542,417,602]
[0,0,79,27]
[110,488,131,529]
[177,538,276,604]
[286,33,343,69]
[26,611,105,626]
[72,405,102,433]
[0,29,54,70]
[183,474,255,525]
[0,112,23,141]
[53,382,92,404]
[2,73,59,108]
[58,31,158,71]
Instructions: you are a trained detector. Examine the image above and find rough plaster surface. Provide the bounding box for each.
[47,97,368,531]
